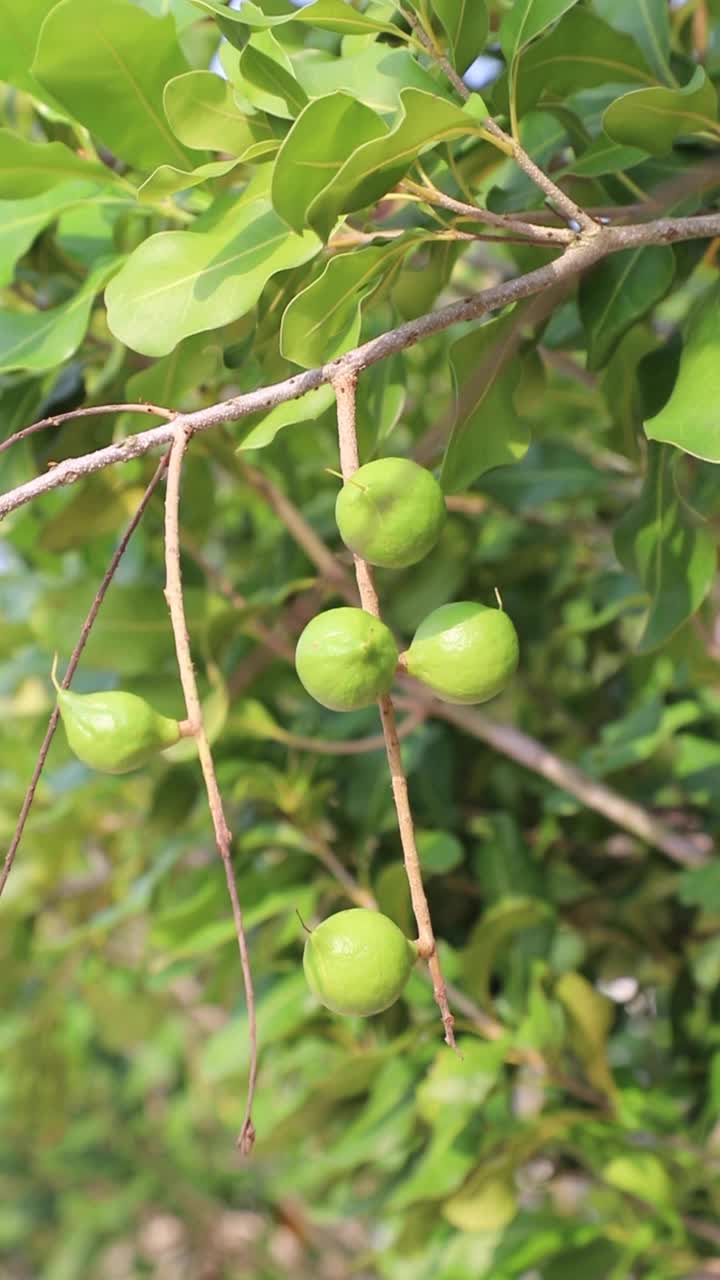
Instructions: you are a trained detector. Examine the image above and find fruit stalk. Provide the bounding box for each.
[332,371,456,1050]
[163,423,258,1152]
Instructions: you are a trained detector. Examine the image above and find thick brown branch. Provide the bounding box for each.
[0,453,170,900]
[163,426,257,1154]
[3,213,720,523]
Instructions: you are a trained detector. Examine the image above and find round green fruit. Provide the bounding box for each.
[303,908,417,1016]
[56,685,182,774]
[295,607,398,711]
[402,601,519,705]
[335,457,446,569]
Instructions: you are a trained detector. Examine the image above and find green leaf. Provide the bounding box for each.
[0,0,63,103]
[0,259,119,374]
[237,384,335,451]
[644,282,720,461]
[441,312,531,493]
[678,861,720,911]
[163,70,272,153]
[593,0,673,85]
[579,246,675,372]
[126,332,224,420]
[563,136,647,178]
[603,67,720,155]
[0,130,120,199]
[191,0,404,38]
[280,238,422,368]
[238,35,309,119]
[307,88,486,242]
[33,0,193,171]
[514,9,655,115]
[416,829,463,875]
[293,45,442,114]
[105,198,319,356]
[614,443,715,651]
[271,92,387,235]
[417,1039,504,1125]
[431,0,488,75]
[0,182,106,288]
[602,1153,672,1207]
[137,158,242,202]
[555,970,615,1096]
[499,0,579,64]
[462,897,553,1008]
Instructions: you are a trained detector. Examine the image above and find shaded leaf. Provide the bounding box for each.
[462,897,553,1008]
[514,9,655,115]
[441,312,531,493]
[0,182,106,288]
[614,444,715,651]
[500,0,579,64]
[0,259,119,374]
[432,0,488,75]
[238,35,309,118]
[594,0,673,85]
[579,246,675,372]
[603,67,719,155]
[0,130,119,199]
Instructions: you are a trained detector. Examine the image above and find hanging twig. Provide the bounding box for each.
[332,371,456,1049]
[163,424,258,1155]
[0,452,171,900]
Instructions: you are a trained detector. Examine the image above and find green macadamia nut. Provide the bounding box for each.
[303,908,417,1016]
[295,607,398,711]
[335,457,446,569]
[402,601,518,705]
[56,685,182,774]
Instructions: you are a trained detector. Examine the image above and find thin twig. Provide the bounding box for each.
[277,710,426,756]
[333,371,456,1049]
[401,179,575,246]
[0,453,170,900]
[0,402,174,455]
[4,212,720,519]
[163,425,257,1155]
[482,119,598,233]
[401,3,470,102]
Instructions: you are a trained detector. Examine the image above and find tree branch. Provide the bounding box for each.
[163,425,257,1155]
[333,371,456,1049]
[0,452,170,900]
[4,212,720,522]
[401,178,576,246]
[0,401,174,455]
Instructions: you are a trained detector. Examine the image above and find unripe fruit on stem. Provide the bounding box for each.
[303,908,417,1016]
[295,607,398,711]
[53,664,183,773]
[335,457,446,569]
[401,601,519,705]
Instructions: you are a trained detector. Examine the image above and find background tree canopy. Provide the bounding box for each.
[2,0,720,1276]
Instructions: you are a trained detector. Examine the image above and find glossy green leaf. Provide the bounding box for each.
[0,130,119,199]
[33,0,193,171]
[594,0,673,85]
[294,45,442,114]
[603,67,720,155]
[0,182,105,288]
[432,0,488,74]
[281,237,422,368]
[0,0,62,102]
[417,1039,504,1124]
[105,199,319,356]
[500,0,579,64]
[126,332,224,420]
[441,312,531,493]
[0,259,119,374]
[614,443,715,651]
[237,384,335,451]
[645,281,720,461]
[137,158,242,202]
[238,36,309,118]
[443,1173,517,1233]
[272,93,386,234]
[579,246,675,372]
[191,0,404,37]
[307,88,486,241]
[514,9,655,115]
[163,70,271,153]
